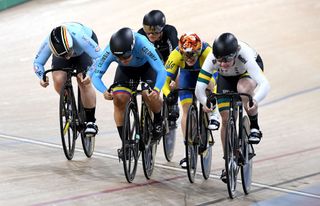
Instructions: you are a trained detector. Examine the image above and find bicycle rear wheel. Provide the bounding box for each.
[241,115,253,194]
[200,111,213,180]
[185,105,199,183]
[162,100,176,162]
[78,90,95,158]
[122,101,140,183]
[225,118,239,198]
[141,104,157,179]
[59,85,77,160]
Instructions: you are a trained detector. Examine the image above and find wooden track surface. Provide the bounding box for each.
[0,0,319,205]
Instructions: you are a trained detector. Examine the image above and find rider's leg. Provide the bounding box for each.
[77,77,97,119]
[179,101,191,168]
[113,92,131,141]
[52,71,67,94]
[237,77,262,143]
[219,109,229,183]
[180,102,192,138]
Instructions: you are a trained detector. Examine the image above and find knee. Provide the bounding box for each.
[220,112,229,125]
[113,93,130,108]
[237,84,252,94]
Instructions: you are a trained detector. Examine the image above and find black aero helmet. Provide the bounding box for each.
[110,27,135,58]
[49,26,73,57]
[212,33,238,59]
[143,10,166,33]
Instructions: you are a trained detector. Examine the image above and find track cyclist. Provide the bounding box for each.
[162,33,220,168]
[91,27,166,159]
[195,32,270,182]
[33,22,101,137]
[138,9,180,125]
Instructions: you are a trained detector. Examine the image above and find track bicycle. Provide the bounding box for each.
[108,80,159,182]
[207,92,255,198]
[43,68,95,160]
[178,88,215,183]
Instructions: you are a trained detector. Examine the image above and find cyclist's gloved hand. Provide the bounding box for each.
[203,98,215,113]
[148,89,160,101]
[247,99,257,112]
[202,104,212,113]
[169,80,177,91]
[40,76,49,88]
[103,90,113,100]
[81,76,91,85]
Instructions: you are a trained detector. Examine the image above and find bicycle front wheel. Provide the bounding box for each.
[225,118,239,198]
[185,105,199,183]
[122,101,140,183]
[59,85,77,160]
[241,115,253,194]
[142,104,157,179]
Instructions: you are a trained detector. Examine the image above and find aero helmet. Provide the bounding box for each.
[110,27,135,59]
[178,33,202,57]
[212,33,238,61]
[49,26,73,57]
[143,10,166,33]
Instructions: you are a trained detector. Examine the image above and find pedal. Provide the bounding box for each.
[198,144,207,155]
[237,149,245,166]
[117,149,122,162]
[248,152,256,160]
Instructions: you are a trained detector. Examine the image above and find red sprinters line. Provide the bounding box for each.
[31,175,185,206]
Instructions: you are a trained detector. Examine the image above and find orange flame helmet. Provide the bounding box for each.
[178,33,202,56]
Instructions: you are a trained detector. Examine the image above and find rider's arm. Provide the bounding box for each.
[162,49,181,96]
[73,32,103,77]
[91,46,114,93]
[195,53,216,106]
[33,37,52,79]
[246,59,271,102]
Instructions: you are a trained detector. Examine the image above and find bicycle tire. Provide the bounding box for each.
[200,110,213,180]
[241,115,253,194]
[162,100,176,162]
[78,90,95,158]
[225,118,238,198]
[185,104,198,183]
[122,101,140,183]
[141,104,157,179]
[59,85,77,160]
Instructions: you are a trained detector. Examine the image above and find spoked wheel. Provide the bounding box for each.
[185,105,199,183]
[122,101,140,183]
[142,105,157,179]
[162,101,176,162]
[241,115,253,194]
[200,111,213,180]
[59,85,77,160]
[78,90,95,158]
[225,118,239,198]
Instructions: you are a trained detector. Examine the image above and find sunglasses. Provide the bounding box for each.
[216,53,237,63]
[114,51,132,60]
[146,31,161,36]
[183,51,199,59]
